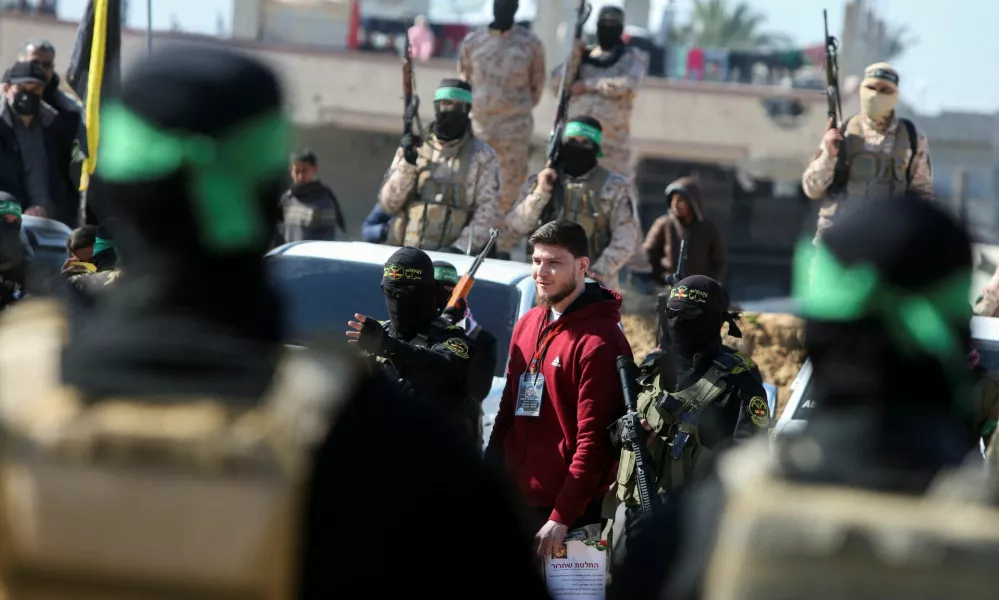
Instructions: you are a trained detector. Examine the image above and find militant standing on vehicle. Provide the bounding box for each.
[378,78,501,255]
[802,57,933,242]
[506,116,640,287]
[458,0,545,258]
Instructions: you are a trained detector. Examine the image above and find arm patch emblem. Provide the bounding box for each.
[444,337,470,359]
[749,396,770,428]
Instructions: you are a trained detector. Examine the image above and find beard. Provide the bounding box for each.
[535,279,577,307]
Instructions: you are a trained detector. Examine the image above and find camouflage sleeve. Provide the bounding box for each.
[378,147,418,216]
[455,143,502,253]
[529,38,546,107]
[458,35,473,82]
[589,177,641,280]
[908,129,933,201]
[504,174,547,236]
[582,50,646,98]
[976,264,999,317]
[801,147,838,200]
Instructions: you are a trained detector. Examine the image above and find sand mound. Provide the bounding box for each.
[622,312,806,416]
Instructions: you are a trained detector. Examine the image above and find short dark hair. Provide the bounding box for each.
[528,220,589,259]
[290,149,317,166]
[67,225,98,252]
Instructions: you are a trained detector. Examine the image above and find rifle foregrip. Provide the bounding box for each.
[446,277,474,309]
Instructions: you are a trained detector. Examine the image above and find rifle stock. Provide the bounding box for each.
[616,355,658,516]
[446,229,499,309]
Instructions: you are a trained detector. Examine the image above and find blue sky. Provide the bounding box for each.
[54,0,999,115]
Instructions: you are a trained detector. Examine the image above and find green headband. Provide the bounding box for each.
[97,102,291,252]
[92,237,116,256]
[434,265,460,286]
[434,87,473,105]
[793,238,971,379]
[0,200,22,219]
[564,121,605,157]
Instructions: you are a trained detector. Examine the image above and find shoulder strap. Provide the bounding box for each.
[899,117,918,186]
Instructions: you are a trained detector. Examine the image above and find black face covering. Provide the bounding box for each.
[433,105,470,142]
[665,275,733,381]
[561,141,599,177]
[382,246,438,340]
[597,23,624,50]
[491,0,518,31]
[12,91,40,117]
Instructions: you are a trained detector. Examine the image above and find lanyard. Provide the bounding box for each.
[530,313,563,374]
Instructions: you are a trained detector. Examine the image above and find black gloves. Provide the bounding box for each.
[401,133,421,165]
[441,297,467,326]
[357,318,390,355]
[607,413,651,452]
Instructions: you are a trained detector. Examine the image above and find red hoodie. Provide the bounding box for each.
[487,283,632,526]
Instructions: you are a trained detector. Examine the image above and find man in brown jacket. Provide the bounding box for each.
[643,177,726,286]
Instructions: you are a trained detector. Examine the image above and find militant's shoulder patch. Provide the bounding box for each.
[443,337,470,359]
[748,396,770,429]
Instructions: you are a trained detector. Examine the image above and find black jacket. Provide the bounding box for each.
[0,100,79,227]
[467,325,498,403]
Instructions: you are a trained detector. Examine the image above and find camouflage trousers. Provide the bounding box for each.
[478,121,534,254]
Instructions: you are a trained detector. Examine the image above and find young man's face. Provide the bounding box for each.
[671,193,691,220]
[532,243,587,306]
[289,160,317,185]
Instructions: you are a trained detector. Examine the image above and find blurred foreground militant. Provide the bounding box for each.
[0,46,549,599]
[609,194,999,600]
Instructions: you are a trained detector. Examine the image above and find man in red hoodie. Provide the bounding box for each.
[486,220,633,557]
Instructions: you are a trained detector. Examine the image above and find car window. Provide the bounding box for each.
[267,255,522,378]
[975,338,999,373]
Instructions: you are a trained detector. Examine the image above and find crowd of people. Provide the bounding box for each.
[3,1,999,598]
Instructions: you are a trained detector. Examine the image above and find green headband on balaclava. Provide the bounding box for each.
[97,102,291,252]
[0,200,22,220]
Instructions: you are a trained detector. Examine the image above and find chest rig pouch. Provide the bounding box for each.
[404,135,475,251]
[616,352,740,505]
[542,167,613,258]
[703,438,999,600]
[829,116,916,206]
[0,300,353,600]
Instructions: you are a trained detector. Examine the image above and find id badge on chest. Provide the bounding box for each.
[516,372,545,417]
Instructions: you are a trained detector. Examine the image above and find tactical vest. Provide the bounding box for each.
[616,351,754,506]
[702,438,999,600]
[0,300,354,600]
[396,135,475,251]
[826,116,918,208]
[541,166,613,259]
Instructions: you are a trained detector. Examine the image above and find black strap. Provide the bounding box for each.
[899,117,918,187]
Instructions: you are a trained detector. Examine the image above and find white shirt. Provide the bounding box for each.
[550,308,563,321]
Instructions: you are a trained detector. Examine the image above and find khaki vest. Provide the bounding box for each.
[540,167,613,259]
[820,117,914,223]
[702,438,999,600]
[395,135,475,251]
[615,352,753,506]
[0,300,354,600]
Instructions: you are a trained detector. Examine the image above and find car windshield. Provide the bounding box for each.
[793,336,999,421]
[267,255,522,378]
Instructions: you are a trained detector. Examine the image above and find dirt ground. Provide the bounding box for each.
[621,312,806,416]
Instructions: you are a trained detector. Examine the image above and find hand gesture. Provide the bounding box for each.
[346,313,387,355]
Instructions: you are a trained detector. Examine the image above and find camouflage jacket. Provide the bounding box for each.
[458,25,546,138]
[802,114,933,201]
[550,46,647,148]
[505,168,640,280]
[378,135,501,254]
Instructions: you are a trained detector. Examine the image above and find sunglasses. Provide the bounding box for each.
[665,307,703,321]
[382,286,414,300]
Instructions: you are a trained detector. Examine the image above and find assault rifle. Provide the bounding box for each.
[823,9,843,130]
[402,19,424,157]
[446,229,499,310]
[616,355,659,517]
[665,238,688,286]
[541,0,592,223]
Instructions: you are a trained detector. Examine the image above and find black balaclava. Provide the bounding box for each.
[491,0,518,31]
[790,192,975,491]
[382,246,438,341]
[664,275,739,386]
[91,218,119,272]
[596,6,625,51]
[562,115,602,177]
[432,78,472,142]
[62,45,289,399]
